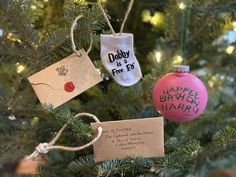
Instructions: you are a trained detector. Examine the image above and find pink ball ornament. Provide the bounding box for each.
[152,65,208,122]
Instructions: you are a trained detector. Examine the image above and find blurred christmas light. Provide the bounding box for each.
[225,45,235,54]
[31,117,39,126]
[31,5,37,10]
[228,77,234,82]
[142,10,152,23]
[155,51,162,63]
[191,150,198,157]
[172,55,183,64]
[0,29,3,37]
[74,0,87,3]
[232,11,236,31]
[8,115,16,121]
[149,12,163,26]
[219,75,225,80]
[44,0,48,2]
[16,63,26,74]
[7,32,22,43]
[178,2,186,10]
[142,10,164,27]
[232,21,236,31]
[150,166,156,172]
[208,80,214,88]
[208,75,217,88]
[7,32,14,39]
[211,75,217,82]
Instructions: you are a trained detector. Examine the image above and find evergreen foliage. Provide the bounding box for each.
[0,0,236,176]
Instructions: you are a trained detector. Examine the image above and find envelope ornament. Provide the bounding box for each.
[91,117,165,162]
[28,49,103,108]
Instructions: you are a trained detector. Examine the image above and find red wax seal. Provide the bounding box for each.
[64,82,75,92]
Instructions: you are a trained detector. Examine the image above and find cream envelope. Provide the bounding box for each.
[28,49,103,108]
[91,117,165,162]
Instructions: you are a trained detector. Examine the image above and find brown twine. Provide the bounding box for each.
[27,113,103,160]
[98,0,134,35]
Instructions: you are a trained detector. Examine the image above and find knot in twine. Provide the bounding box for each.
[35,143,49,154]
[27,113,103,160]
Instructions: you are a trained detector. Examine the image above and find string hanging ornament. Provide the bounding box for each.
[27,113,103,159]
[16,113,103,175]
[18,15,104,175]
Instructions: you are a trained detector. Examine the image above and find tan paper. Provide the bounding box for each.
[91,117,164,162]
[16,156,45,175]
[28,49,102,108]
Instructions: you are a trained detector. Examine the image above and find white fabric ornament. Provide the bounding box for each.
[100,33,142,86]
[98,0,142,86]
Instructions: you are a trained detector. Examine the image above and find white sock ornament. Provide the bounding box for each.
[98,0,142,86]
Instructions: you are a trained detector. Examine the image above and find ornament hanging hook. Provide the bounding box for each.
[119,0,134,35]
[98,0,134,35]
[70,15,93,56]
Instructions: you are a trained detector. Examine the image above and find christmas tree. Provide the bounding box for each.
[1,0,236,176]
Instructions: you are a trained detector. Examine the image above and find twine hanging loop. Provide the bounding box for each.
[27,113,103,160]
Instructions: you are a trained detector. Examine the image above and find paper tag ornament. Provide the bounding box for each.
[91,117,164,162]
[100,33,142,86]
[28,49,102,108]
